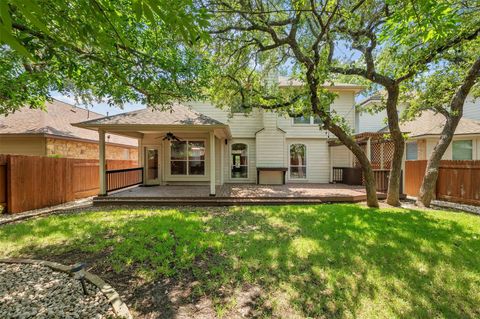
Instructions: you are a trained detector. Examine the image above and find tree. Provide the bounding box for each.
[329,0,480,206]
[406,41,480,207]
[206,0,380,207]
[0,0,211,114]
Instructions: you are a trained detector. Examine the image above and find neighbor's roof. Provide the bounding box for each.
[74,103,226,127]
[358,91,386,107]
[277,76,365,91]
[382,110,480,137]
[0,99,137,146]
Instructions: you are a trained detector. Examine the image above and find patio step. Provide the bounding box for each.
[92,195,375,206]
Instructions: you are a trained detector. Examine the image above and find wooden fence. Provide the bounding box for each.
[0,155,138,214]
[405,160,480,205]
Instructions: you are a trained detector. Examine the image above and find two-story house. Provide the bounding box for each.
[74,77,364,196]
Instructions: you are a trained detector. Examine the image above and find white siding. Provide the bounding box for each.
[330,145,352,167]
[277,91,356,137]
[256,129,286,168]
[463,95,480,121]
[356,101,407,133]
[356,110,388,133]
[331,91,356,130]
[286,138,330,183]
[188,101,263,137]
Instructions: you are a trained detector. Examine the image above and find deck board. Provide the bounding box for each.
[95,183,385,206]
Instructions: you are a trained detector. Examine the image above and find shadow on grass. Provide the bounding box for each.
[1,205,479,318]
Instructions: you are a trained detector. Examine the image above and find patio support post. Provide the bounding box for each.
[99,129,107,196]
[366,137,372,162]
[220,139,225,185]
[209,131,216,196]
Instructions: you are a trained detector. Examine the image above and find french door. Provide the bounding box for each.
[144,146,160,185]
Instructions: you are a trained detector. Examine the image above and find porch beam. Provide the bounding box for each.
[99,129,107,196]
[209,131,216,196]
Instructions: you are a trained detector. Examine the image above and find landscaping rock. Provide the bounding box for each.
[0,263,117,318]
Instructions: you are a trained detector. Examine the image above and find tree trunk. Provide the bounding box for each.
[385,85,404,206]
[328,124,379,208]
[417,56,480,206]
[416,120,457,207]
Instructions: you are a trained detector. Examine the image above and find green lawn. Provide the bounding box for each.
[1,204,479,318]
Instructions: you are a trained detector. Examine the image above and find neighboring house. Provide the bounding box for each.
[355,93,480,161]
[0,99,138,160]
[356,93,480,133]
[74,76,364,195]
[397,111,480,161]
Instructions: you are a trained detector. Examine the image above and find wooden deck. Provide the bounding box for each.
[94,183,386,206]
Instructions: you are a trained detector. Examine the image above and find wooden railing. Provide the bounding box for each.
[332,167,345,183]
[106,167,143,192]
[332,167,363,185]
[332,167,403,194]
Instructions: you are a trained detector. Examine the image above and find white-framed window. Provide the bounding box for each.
[231,143,248,178]
[293,116,322,125]
[452,140,473,160]
[289,144,307,179]
[170,140,205,175]
[293,116,311,124]
[406,142,418,160]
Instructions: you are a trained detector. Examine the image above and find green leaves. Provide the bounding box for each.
[381,0,467,45]
[0,0,212,114]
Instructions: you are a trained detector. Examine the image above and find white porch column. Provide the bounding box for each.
[99,129,107,196]
[209,131,216,196]
[220,138,225,185]
[366,137,372,162]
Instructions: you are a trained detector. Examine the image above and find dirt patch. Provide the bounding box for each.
[30,249,225,318]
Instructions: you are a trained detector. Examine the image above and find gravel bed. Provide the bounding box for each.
[0,263,117,319]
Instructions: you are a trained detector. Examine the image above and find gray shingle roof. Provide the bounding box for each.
[381,110,480,137]
[75,103,226,127]
[0,99,137,146]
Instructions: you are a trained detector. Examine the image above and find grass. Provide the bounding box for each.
[1,204,480,318]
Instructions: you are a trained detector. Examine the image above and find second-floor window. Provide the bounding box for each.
[293,116,322,125]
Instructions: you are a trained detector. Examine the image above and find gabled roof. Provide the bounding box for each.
[0,99,137,146]
[358,91,386,107]
[277,76,365,92]
[74,103,226,127]
[381,110,480,137]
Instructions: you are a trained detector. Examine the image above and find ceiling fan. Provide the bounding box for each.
[159,132,181,142]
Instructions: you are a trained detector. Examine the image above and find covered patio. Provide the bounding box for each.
[94,183,385,206]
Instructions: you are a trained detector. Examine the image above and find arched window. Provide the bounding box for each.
[290,144,307,179]
[231,143,248,178]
